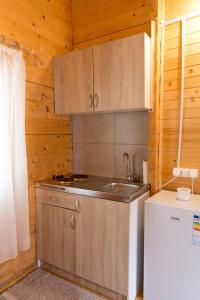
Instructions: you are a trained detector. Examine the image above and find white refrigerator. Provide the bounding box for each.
[144,190,200,300]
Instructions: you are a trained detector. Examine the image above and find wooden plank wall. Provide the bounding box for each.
[72,0,161,193]
[72,0,157,47]
[0,0,72,289]
[165,0,200,20]
[162,0,200,192]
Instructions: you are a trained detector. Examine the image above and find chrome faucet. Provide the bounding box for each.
[122,152,132,181]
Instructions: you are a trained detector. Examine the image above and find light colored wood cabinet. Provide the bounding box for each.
[54,47,93,114]
[54,33,151,114]
[36,193,76,274]
[36,188,150,299]
[76,195,129,295]
[76,192,150,298]
[93,33,151,111]
[36,188,78,210]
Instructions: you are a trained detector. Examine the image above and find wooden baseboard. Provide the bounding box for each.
[0,263,36,294]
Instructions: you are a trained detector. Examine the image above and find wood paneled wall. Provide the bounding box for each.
[165,0,200,20]
[0,0,165,289]
[162,1,200,192]
[0,0,72,289]
[72,0,157,47]
[72,0,161,193]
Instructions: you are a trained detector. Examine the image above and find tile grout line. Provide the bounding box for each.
[114,113,116,177]
[71,116,74,173]
[72,142,148,146]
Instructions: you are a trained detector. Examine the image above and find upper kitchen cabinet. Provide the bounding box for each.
[93,33,151,112]
[54,47,93,114]
[54,33,151,114]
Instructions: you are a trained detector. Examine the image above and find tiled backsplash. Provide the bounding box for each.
[72,112,148,179]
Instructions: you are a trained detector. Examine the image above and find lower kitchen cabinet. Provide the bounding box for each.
[37,202,76,274]
[36,188,150,299]
[76,195,129,295]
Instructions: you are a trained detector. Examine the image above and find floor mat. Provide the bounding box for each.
[0,269,106,300]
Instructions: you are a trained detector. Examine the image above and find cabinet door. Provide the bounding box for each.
[76,196,129,296]
[93,33,150,112]
[37,203,76,274]
[54,47,93,114]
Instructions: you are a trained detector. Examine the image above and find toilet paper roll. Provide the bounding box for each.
[143,160,148,184]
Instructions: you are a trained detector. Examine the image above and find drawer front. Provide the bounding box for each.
[36,188,79,211]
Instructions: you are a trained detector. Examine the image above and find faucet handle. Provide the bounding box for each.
[122,152,129,161]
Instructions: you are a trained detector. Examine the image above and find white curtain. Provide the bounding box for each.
[0,45,30,263]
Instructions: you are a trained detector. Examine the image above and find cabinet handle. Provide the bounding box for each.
[89,95,93,107]
[94,94,98,107]
[49,196,58,201]
[75,199,80,213]
[70,214,76,229]
[171,216,180,221]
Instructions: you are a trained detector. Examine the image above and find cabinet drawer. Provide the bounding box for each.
[36,188,79,212]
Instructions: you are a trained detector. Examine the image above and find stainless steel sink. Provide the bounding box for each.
[37,175,150,203]
[99,182,140,195]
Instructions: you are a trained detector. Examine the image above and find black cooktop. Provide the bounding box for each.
[52,174,88,183]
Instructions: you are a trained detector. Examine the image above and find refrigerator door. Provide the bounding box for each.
[144,202,200,300]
